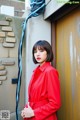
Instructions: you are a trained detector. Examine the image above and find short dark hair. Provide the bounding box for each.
[32,40,53,64]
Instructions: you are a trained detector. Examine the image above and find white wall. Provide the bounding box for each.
[0,5,14,16]
[24,11,51,103]
[25,0,30,10]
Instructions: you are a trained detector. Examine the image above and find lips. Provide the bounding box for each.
[36,58,41,60]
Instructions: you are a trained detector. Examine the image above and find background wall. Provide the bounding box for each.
[0,14,25,120]
[0,0,25,17]
[25,13,51,103]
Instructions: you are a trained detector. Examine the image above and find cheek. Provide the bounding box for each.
[43,53,47,59]
[35,54,37,58]
[34,54,36,58]
[45,54,47,59]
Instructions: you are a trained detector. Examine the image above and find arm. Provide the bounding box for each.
[34,69,61,119]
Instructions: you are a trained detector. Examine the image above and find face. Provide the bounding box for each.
[34,47,47,66]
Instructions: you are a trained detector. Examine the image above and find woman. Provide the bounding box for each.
[21,40,61,120]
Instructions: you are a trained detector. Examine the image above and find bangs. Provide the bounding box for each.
[33,45,45,51]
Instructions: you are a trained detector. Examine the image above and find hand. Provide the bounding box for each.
[21,103,34,118]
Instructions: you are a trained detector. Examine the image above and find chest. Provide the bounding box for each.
[28,70,48,99]
[30,70,46,91]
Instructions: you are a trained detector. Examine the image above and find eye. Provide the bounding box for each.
[39,49,44,52]
[34,50,37,53]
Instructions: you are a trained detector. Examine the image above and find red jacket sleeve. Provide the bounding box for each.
[33,69,61,119]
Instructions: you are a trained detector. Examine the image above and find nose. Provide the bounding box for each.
[36,50,40,56]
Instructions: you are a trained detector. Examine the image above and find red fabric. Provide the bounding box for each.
[24,62,61,120]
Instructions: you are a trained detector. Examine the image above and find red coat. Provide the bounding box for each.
[24,62,61,120]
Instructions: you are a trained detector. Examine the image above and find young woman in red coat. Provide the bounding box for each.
[21,40,61,120]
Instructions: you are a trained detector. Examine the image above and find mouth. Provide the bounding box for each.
[36,58,41,60]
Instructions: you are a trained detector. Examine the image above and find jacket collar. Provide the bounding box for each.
[34,62,51,72]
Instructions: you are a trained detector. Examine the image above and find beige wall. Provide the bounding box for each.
[0,14,25,120]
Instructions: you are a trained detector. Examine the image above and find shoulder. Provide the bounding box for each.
[45,64,57,72]
[45,64,59,76]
